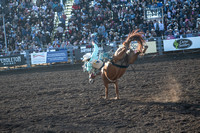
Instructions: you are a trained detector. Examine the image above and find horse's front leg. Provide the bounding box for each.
[114,81,119,99]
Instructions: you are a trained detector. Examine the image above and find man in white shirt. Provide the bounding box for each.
[98,23,107,38]
[32,3,39,11]
[56,26,63,39]
[159,20,165,37]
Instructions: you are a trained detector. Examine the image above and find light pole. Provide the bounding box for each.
[2,13,7,53]
[0,1,8,54]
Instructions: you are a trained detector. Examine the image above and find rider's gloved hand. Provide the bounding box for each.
[92,41,95,45]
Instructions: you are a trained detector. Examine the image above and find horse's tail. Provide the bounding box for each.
[123,30,145,52]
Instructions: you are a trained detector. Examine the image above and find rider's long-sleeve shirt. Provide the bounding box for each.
[86,43,99,72]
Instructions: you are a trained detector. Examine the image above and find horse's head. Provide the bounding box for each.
[123,30,146,53]
[121,30,147,64]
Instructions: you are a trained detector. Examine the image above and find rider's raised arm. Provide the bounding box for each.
[89,41,99,62]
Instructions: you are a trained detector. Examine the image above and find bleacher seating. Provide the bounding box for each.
[0,0,200,56]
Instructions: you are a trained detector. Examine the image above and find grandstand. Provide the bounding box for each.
[0,0,199,64]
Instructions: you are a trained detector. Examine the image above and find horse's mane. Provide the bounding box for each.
[123,30,145,51]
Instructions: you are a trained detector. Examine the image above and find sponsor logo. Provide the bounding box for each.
[32,53,45,58]
[0,55,24,66]
[173,39,192,49]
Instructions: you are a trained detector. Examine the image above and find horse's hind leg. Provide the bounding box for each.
[104,83,109,99]
[114,81,119,99]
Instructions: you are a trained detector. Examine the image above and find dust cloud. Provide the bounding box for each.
[153,75,182,103]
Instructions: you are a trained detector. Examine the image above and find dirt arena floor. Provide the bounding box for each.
[0,52,200,133]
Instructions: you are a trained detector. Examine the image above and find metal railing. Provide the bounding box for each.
[1,35,200,71]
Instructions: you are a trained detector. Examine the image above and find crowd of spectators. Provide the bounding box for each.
[0,0,65,55]
[66,0,200,47]
[0,0,200,55]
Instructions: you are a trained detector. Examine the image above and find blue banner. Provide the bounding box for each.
[47,50,68,63]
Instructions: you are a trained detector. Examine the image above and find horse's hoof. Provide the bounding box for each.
[89,79,94,84]
[110,97,119,100]
[101,96,108,99]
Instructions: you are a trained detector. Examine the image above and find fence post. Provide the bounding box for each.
[69,46,74,64]
[26,50,31,68]
[157,37,163,55]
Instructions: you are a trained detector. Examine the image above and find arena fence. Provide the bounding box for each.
[0,36,200,71]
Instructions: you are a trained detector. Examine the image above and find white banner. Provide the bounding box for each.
[144,41,157,54]
[119,41,157,54]
[81,46,86,53]
[163,37,200,51]
[31,52,47,65]
[80,47,103,53]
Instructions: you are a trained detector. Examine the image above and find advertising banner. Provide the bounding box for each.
[144,41,157,54]
[119,41,157,54]
[163,37,200,51]
[80,46,104,53]
[47,50,68,63]
[81,46,86,53]
[0,55,25,67]
[31,52,47,65]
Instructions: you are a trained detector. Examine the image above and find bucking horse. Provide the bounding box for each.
[82,30,148,99]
